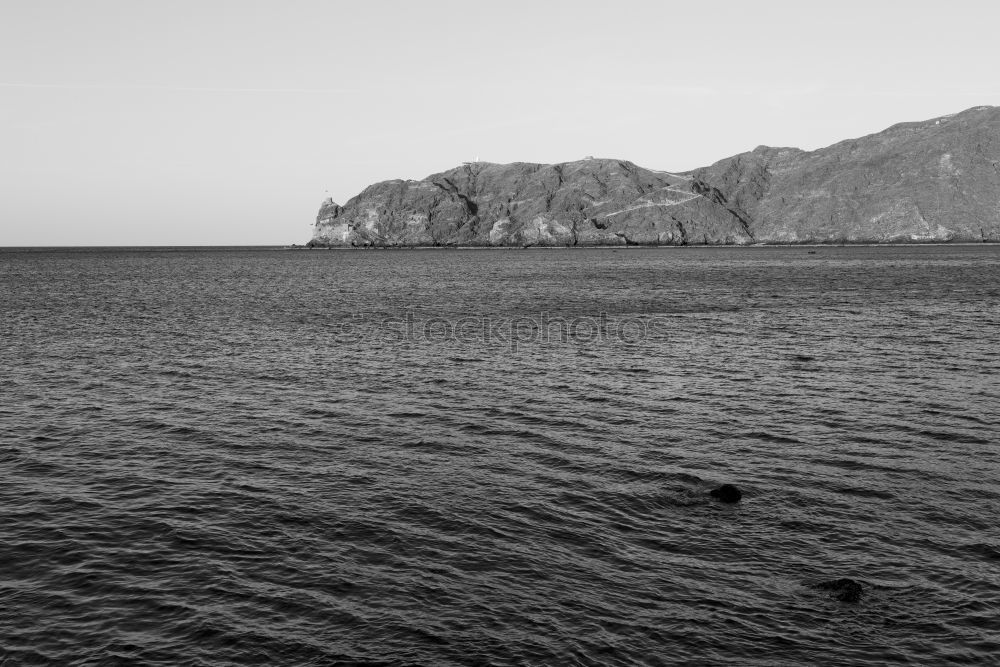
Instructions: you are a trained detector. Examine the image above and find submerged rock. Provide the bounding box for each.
[814,578,865,603]
[709,484,742,503]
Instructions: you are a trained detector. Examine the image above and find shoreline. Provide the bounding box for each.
[293,241,1000,250]
[3,242,998,252]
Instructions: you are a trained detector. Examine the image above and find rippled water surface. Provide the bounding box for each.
[2,245,1000,665]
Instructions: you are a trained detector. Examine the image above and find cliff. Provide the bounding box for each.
[309,106,1000,247]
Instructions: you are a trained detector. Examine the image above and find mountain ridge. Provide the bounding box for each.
[309,106,1000,247]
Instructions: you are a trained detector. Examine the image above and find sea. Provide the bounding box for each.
[2,245,999,665]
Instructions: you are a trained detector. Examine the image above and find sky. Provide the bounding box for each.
[2,0,1000,246]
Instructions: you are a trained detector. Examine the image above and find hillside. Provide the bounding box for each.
[309,106,1000,246]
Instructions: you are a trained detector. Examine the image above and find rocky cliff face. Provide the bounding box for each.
[310,106,1000,246]
[310,159,753,247]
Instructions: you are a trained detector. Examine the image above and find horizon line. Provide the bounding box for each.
[0,82,356,94]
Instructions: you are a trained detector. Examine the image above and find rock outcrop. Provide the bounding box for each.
[309,106,1000,247]
[709,484,743,503]
[310,159,752,247]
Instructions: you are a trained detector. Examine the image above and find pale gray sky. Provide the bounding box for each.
[2,0,999,245]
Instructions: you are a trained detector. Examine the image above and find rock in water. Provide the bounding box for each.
[814,578,865,603]
[310,105,1000,247]
[709,484,742,503]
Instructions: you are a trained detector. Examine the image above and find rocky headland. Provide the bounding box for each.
[309,106,1000,247]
